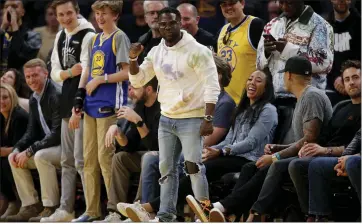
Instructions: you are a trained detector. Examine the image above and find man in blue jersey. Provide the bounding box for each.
[71,0,131,222]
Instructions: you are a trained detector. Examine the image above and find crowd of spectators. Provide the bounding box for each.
[0,0,361,223]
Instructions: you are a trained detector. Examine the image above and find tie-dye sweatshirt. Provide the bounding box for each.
[129,30,220,119]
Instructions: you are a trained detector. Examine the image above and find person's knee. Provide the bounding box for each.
[142,151,159,168]
[184,161,202,175]
[288,159,303,177]
[34,150,46,164]
[112,151,128,166]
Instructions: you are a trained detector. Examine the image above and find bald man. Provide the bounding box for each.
[177,3,215,49]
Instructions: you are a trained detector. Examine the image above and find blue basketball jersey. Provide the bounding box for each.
[84,30,129,118]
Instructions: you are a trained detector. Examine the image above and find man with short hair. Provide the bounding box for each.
[288,59,361,221]
[128,7,220,222]
[98,77,161,222]
[4,59,62,222]
[217,0,264,104]
[1,0,41,71]
[257,0,334,102]
[177,3,215,49]
[137,0,168,64]
[327,0,361,105]
[245,56,333,221]
[40,0,96,221]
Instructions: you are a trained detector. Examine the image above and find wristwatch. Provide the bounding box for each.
[204,115,213,122]
[25,147,34,158]
[222,147,231,156]
[271,153,280,163]
[136,120,144,127]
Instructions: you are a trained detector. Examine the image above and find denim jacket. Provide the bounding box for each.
[214,103,278,161]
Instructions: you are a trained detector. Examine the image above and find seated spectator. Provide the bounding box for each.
[244,56,332,222]
[123,67,278,222]
[184,56,332,223]
[3,59,62,222]
[1,0,41,71]
[306,129,361,222]
[288,60,361,221]
[326,0,361,105]
[97,77,160,222]
[118,0,150,43]
[0,83,28,220]
[33,3,59,62]
[1,68,32,111]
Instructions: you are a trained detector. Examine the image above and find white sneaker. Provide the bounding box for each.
[126,203,151,222]
[93,212,122,223]
[149,217,160,222]
[40,209,75,222]
[116,202,132,218]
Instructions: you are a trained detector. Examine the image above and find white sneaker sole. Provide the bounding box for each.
[186,195,209,222]
[117,203,129,218]
[126,207,146,222]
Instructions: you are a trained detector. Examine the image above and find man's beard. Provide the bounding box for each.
[349,91,361,99]
[334,5,349,14]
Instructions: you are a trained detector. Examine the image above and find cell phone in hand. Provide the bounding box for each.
[263,34,276,42]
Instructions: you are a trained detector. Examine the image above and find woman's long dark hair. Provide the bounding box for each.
[3,68,32,99]
[231,68,275,129]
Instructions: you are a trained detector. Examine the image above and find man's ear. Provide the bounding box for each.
[195,16,200,24]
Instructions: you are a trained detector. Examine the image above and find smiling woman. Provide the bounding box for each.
[0,83,28,218]
[1,68,31,112]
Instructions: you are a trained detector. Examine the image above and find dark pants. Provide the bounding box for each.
[149,156,251,212]
[345,156,361,201]
[288,157,316,214]
[220,161,270,215]
[251,157,297,214]
[308,157,352,216]
[0,157,16,201]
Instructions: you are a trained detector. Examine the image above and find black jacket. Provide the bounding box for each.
[0,106,29,147]
[6,24,41,71]
[137,30,162,64]
[14,79,62,153]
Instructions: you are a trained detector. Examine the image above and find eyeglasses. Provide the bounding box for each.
[145,10,159,16]
[158,21,179,29]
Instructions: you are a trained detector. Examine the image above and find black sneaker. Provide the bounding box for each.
[186,195,213,222]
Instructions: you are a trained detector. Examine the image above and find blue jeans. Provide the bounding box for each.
[140,151,184,204]
[345,156,361,201]
[157,116,208,222]
[308,157,349,215]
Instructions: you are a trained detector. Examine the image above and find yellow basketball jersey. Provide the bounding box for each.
[217,16,257,104]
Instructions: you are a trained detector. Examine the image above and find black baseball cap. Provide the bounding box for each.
[278,56,312,76]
